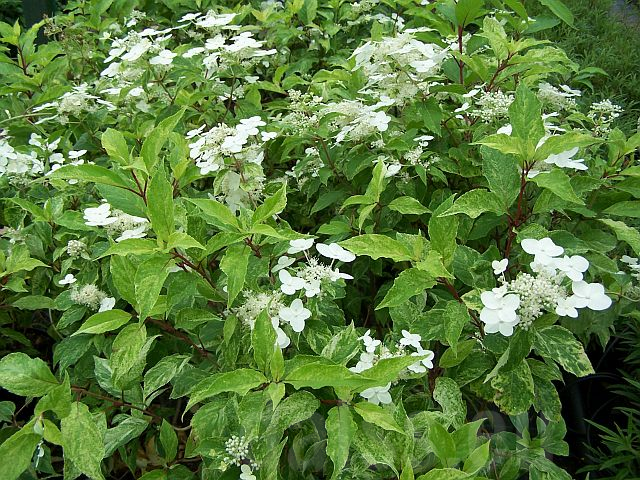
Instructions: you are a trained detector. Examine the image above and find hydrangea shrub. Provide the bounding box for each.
[0,0,639,479]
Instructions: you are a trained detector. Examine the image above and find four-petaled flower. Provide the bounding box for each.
[571,281,612,311]
[84,203,117,227]
[479,289,521,336]
[408,348,435,374]
[287,238,314,254]
[316,243,356,263]
[492,258,508,275]
[272,255,295,273]
[521,237,564,265]
[99,297,116,312]
[555,296,579,318]
[278,270,305,295]
[399,330,422,349]
[543,147,588,171]
[59,273,77,285]
[359,329,381,353]
[555,255,589,281]
[360,383,392,405]
[278,299,311,333]
[240,465,256,480]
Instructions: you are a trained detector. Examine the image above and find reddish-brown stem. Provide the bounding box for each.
[457,26,465,85]
[244,236,262,258]
[503,166,528,258]
[131,171,148,204]
[171,250,216,290]
[439,278,485,337]
[485,55,513,93]
[71,386,160,419]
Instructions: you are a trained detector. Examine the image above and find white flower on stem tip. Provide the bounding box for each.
[454,102,470,113]
[571,281,612,311]
[360,383,392,405]
[278,299,311,333]
[492,259,508,275]
[236,116,266,136]
[278,270,305,295]
[384,163,402,178]
[497,124,512,135]
[479,290,521,337]
[350,352,375,373]
[287,238,314,254]
[221,133,249,153]
[303,279,321,298]
[359,329,381,353]
[555,255,589,281]
[408,348,435,374]
[240,465,256,480]
[183,47,205,58]
[68,150,86,159]
[99,297,116,312]
[543,147,588,171]
[271,317,290,349]
[261,131,277,141]
[272,255,295,273]
[84,203,117,227]
[521,237,564,265]
[621,255,638,265]
[116,224,147,243]
[399,330,422,350]
[329,268,353,281]
[555,296,579,318]
[59,273,77,285]
[316,243,356,263]
[369,111,391,132]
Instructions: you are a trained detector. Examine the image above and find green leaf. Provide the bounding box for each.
[481,146,521,209]
[429,195,458,267]
[455,0,485,26]
[252,182,287,225]
[534,131,601,162]
[141,108,185,173]
[539,0,574,26]
[147,170,175,242]
[104,417,148,458]
[159,419,178,462]
[134,254,172,321]
[509,83,545,157]
[533,326,594,377]
[49,164,134,190]
[443,301,470,355]
[599,219,640,256]
[298,0,317,24]
[339,234,414,262]
[220,244,250,307]
[376,268,436,310]
[165,232,205,251]
[416,469,470,480]
[110,323,154,390]
[439,189,503,218]
[102,128,129,166]
[428,420,456,466]
[252,310,277,374]
[529,169,584,204]
[61,403,106,480]
[265,391,319,438]
[0,425,42,480]
[73,310,132,336]
[186,198,240,231]
[433,377,466,428]
[326,406,357,479]
[388,196,430,215]
[98,238,157,258]
[284,361,368,390]
[185,369,267,411]
[463,440,490,474]
[143,354,190,400]
[0,352,59,397]
[491,360,535,414]
[110,255,138,305]
[353,402,404,434]
[475,134,526,156]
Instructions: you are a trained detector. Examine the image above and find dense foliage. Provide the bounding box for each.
[1,0,639,478]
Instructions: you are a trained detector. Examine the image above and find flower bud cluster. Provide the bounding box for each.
[223,435,257,469]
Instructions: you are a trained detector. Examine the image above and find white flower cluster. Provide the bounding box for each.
[231,290,285,330]
[69,284,115,312]
[281,90,322,136]
[188,116,274,175]
[321,98,392,144]
[350,32,449,101]
[620,255,640,281]
[470,90,514,122]
[83,203,149,242]
[66,240,87,258]
[479,238,612,336]
[286,147,324,187]
[33,84,115,124]
[351,329,435,405]
[537,82,581,111]
[0,135,44,179]
[223,435,257,470]
[276,239,355,299]
[588,99,624,136]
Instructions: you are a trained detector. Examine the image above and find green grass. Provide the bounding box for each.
[525,0,640,133]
